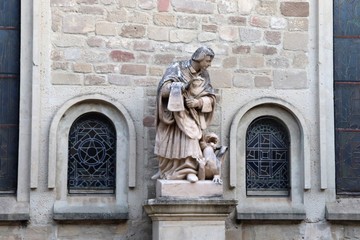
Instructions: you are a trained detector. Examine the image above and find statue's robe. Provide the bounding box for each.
[154,60,216,180]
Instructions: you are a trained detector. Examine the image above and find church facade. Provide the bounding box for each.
[0,0,358,239]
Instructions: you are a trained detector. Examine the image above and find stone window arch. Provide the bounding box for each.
[230,99,310,220]
[48,94,136,220]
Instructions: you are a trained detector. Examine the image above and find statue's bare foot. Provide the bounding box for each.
[212,175,223,185]
[151,170,161,180]
[187,173,198,183]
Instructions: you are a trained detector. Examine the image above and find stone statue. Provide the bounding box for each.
[152,46,227,183]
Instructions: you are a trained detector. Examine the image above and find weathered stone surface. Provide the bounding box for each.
[84,75,107,85]
[240,28,262,42]
[264,31,282,45]
[281,2,309,17]
[254,76,272,88]
[120,25,146,38]
[51,73,82,85]
[177,16,198,29]
[254,46,277,55]
[73,63,92,73]
[153,13,176,26]
[118,0,136,8]
[209,69,232,88]
[288,18,309,31]
[121,64,147,76]
[233,74,253,88]
[228,16,246,26]
[143,116,155,127]
[198,32,217,42]
[158,0,170,12]
[108,74,132,86]
[273,70,308,89]
[107,9,127,22]
[169,30,197,43]
[250,16,269,28]
[134,41,155,52]
[267,57,290,68]
[223,57,237,68]
[270,17,287,29]
[78,5,105,15]
[87,36,105,47]
[218,0,237,14]
[232,45,251,54]
[156,180,223,198]
[239,56,264,68]
[202,24,218,32]
[62,15,95,34]
[255,1,277,15]
[238,0,255,14]
[153,54,175,65]
[94,64,117,73]
[110,50,135,62]
[219,26,239,41]
[172,0,215,14]
[284,32,308,51]
[95,22,117,36]
[148,26,169,41]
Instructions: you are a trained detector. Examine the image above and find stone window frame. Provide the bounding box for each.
[0,0,33,221]
[48,94,136,220]
[230,98,311,220]
[320,1,360,221]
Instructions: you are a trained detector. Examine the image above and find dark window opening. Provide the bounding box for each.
[334,0,360,195]
[0,1,21,194]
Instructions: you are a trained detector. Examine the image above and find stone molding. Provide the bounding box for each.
[144,198,237,221]
[230,98,308,220]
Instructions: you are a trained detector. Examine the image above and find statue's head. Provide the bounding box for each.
[191,46,215,62]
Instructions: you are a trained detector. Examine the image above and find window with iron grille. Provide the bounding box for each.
[0,1,20,194]
[334,0,360,195]
[246,117,290,196]
[68,112,116,194]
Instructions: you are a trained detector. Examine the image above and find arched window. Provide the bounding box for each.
[246,117,290,196]
[68,112,116,194]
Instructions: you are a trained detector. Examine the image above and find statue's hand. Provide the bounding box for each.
[196,157,207,166]
[186,98,201,108]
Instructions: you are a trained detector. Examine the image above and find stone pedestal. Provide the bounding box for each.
[144,180,236,240]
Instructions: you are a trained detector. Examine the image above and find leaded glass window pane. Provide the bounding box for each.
[0,0,20,194]
[246,117,290,196]
[68,112,116,194]
[334,0,360,195]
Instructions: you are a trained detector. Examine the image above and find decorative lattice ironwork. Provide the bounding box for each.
[68,113,116,194]
[246,117,290,196]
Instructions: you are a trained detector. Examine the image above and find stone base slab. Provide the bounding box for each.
[156,180,223,198]
[144,198,237,240]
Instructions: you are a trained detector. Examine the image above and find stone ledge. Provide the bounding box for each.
[0,200,30,221]
[326,200,360,221]
[53,201,128,221]
[156,180,223,198]
[237,205,306,221]
[144,198,237,221]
